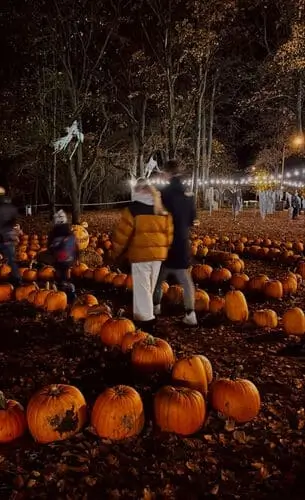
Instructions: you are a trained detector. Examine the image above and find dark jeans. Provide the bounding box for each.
[55,263,76,303]
[0,242,21,283]
[292,207,299,219]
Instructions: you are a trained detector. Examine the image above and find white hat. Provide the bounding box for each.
[53,209,68,225]
[0,187,6,195]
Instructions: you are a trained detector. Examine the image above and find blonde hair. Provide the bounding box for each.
[134,179,167,215]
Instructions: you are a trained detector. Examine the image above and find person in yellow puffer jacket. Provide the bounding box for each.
[112,178,174,333]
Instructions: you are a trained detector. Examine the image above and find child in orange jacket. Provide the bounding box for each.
[112,179,173,333]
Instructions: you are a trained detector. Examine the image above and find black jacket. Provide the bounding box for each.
[160,176,196,269]
[0,196,18,243]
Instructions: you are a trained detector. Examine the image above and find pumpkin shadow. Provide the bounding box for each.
[277,342,305,358]
[245,330,286,343]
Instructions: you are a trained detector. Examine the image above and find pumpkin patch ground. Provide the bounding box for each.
[0,210,305,498]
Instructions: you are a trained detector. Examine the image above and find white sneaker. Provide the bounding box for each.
[183,311,198,326]
[154,304,161,316]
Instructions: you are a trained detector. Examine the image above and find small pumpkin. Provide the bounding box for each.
[224,290,249,322]
[73,294,98,307]
[26,384,87,443]
[91,385,144,440]
[44,285,67,312]
[71,262,88,279]
[33,282,52,308]
[230,273,249,291]
[15,283,38,302]
[210,378,260,423]
[93,266,111,283]
[253,309,278,329]
[283,307,305,336]
[0,263,12,279]
[100,314,135,347]
[0,391,27,443]
[209,295,225,314]
[172,355,213,395]
[281,275,298,295]
[166,285,184,305]
[84,308,112,335]
[264,280,283,299]
[210,267,232,284]
[37,265,56,281]
[194,289,210,312]
[23,261,38,282]
[248,274,269,293]
[154,386,206,436]
[121,330,150,354]
[131,336,175,374]
[70,304,90,321]
[191,264,213,282]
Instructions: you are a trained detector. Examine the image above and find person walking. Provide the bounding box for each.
[48,209,78,302]
[111,178,174,333]
[291,190,301,219]
[0,187,21,285]
[153,159,198,326]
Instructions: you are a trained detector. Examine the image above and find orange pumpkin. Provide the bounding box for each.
[23,262,38,282]
[0,391,27,443]
[27,384,87,443]
[248,274,269,293]
[172,355,213,395]
[253,309,278,329]
[131,336,175,374]
[84,308,112,335]
[44,286,67,312]
[71,262,88,279]
[112,273,128,288]
[72,224,89,250]
[210,378,260,423]
[154,386,206,436]
[224,290,248,322]
[121,330,149,353]
[38,266,56,281]
[100,315,135,347]
[209,295,225,314]
[191,264,213,282]
[281,275,298,295]
[166,285,184,305]
[210,268,232,284]
[194,289,210,312]
[15,283,38,302]
[73,294,98,307]
[33,282,53,308]
[93,266,111,282]
[283,307,305,336]
[91,385,144,440]
[230,273,250,291]
[264,280,283,299]
[70,304,90,321]
[0,283,14,302]
[0,263,12,279]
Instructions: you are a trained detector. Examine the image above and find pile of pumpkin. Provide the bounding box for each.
[190,232,305,267]
[0,352,261,444]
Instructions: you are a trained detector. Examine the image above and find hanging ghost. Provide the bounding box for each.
[53,120,84,160]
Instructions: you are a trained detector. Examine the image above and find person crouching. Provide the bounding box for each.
[111,179,174,333]
[48,210,78,303]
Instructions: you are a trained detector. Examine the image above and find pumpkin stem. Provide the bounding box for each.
[0,391,7,410]
[117,308,125,318]
[116,268,122,274]
[48,385,62,396]
[45,281,50,290]
[52,284,58,292]
[146,335,156,345]
[33,281,39,290]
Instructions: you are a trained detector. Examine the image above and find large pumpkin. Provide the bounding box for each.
[209,296,225,314]
[253,309,278,329]
[91,385,144,440]
[191,264,213,282]
[27,384,87,443]
[283,307,305,336]
[0,391,27,443]
[264,280,283,299]
[172,355,213,395]
[84,308,112,335]
[230,273,249,291]
[210,378,260,422]
[248,274,269,293]
[44,286,67,312]
[224,290,248,322]
[131,336,175,374]
[100,316,135,347]
[72,224,89,251]
[154,386,206,436]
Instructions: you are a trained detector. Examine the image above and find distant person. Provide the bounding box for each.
[0,187,21,285]
[48,210,78,302]
[291,190,301,219]
[153,159,198,326]
[111,178,174,333]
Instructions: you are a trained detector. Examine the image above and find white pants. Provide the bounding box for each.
[132,261,162,321]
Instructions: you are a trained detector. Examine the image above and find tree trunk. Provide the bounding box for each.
[131,124,138,177]
[69,157,81,224]
[207,79,216,180]
[297,77,303,134]
[137,95,147,177]
[168,83,176,158]
[193,92,203,205]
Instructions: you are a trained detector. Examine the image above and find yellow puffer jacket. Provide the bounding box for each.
[112,186,174,263]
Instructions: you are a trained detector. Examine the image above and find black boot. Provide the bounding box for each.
[134,319,156,335]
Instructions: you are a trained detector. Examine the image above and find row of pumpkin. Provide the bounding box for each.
[1,350,261,445]
[1,274,304,338]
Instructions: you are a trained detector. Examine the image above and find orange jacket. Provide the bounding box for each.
[112,187,174,263]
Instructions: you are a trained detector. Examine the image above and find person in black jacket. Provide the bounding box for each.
[153,160,198,326]
[0,187,21,285]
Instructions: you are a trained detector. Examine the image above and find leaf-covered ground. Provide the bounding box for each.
[1,209,305,499]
